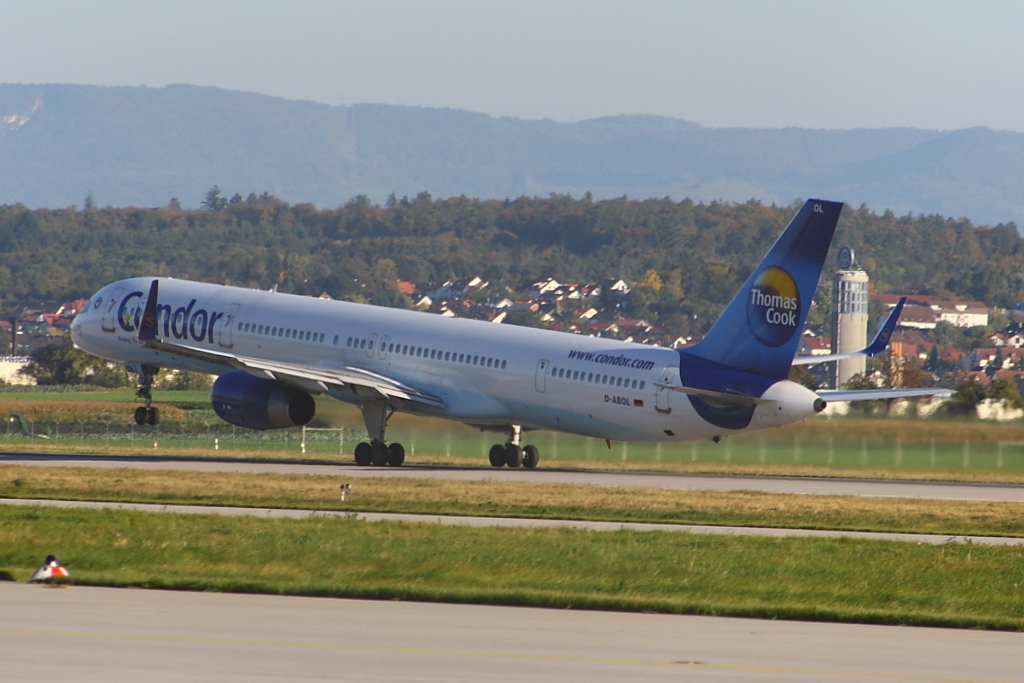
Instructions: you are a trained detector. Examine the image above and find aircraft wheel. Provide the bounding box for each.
[522,444,540,469]
[134,407,148,426]
[505,444,523,468]
[146,407,160,426]
[488,444,507,467]
[370,441,390,467]
[354,442,372,466]
[387,442,406,467]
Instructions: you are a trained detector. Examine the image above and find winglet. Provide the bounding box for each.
[862,296,905,356]
[138,279,160,344]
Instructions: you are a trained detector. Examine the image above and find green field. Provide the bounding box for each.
[2,505,1023,630]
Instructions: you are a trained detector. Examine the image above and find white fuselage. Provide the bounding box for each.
[72,277,816,442]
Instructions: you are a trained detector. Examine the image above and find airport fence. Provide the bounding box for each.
[3,419,1024,470]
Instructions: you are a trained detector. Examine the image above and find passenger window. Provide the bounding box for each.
[402,345,408,354]
[617,377,623,387]
[360,339,366,349]
[430,349,436,359]
[320,333,325,342]
[631,379,637,389]
[640,381,645,390]
[333,335,338,345]
[572,370,578,380]
[417,347,422,357]
[487,358,492,367]
[444,351,450,361]
[501,360,507,369]
[369,341,374,350]
[458,353,465,362]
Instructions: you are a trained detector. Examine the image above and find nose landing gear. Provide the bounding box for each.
[132,365,161,426]
[489,425,540,469]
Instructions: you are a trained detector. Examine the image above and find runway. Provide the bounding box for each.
[2,582,1021,683]
[4,496,1024,546]
[5,451,1024,502]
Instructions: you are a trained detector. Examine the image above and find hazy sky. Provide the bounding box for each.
[3,0,1023,131]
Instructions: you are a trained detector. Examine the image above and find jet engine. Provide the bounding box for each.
[211,370,316,430]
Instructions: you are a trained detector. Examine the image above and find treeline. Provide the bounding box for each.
[1,194,1022,337]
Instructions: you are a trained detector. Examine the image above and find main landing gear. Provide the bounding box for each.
[488,425,539,469]
[353,398,406,467]
[133,365,160,426]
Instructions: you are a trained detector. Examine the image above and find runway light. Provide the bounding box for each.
[30,555,69,582]
[340,483,352,501]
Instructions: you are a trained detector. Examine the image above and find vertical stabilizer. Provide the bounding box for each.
[684,199,843,379]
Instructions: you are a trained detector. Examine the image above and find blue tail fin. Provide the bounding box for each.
[684,199,843,379]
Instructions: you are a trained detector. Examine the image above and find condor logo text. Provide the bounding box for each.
[118,291,226,344]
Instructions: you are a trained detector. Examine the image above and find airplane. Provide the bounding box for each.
[70,199,949,468]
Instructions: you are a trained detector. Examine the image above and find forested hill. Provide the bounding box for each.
[0,196,1021,335]
[3,83,1024,227]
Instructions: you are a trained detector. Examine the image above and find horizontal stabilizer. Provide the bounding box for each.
[655,383,761,408]
[818,387,953,402]
[792,297,906,366]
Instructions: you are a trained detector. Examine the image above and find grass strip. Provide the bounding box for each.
[2,505,1023,631]
[5,464,1024,538]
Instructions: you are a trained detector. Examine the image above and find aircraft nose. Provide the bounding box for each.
[71,294,99,346]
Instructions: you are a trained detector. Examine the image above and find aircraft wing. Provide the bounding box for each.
[792,297,906,366]
[136,280,446,407]
[817,387,953,402]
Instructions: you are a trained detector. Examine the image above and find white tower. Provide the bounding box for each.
[832,247,869,389]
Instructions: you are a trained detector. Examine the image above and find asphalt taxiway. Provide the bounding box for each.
[2,582,1022,683]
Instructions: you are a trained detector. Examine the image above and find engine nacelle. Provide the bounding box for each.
[211,370,316,430]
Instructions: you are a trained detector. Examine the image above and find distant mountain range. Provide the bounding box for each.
[2,83,1023,227]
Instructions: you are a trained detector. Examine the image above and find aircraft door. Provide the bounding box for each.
[366,333,377,358]
[655,367,674,414]
[101,287,125,333]
[535,359,549,393]
[218,304,241,348]
[378,335,390,359]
